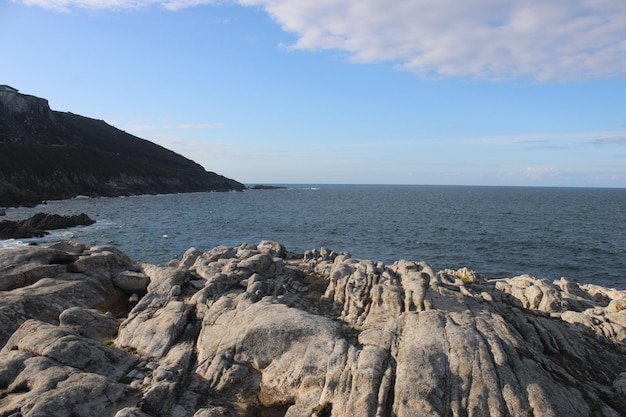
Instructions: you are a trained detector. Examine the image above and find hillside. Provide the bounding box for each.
[0,88,245,207]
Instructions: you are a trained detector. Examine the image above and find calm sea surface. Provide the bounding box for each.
[2,185,626,289]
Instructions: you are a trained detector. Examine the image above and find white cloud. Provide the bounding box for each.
[525,166,560,181]
[16,0,150,11]
[16,0,223,10]
[14,0,626,81]
[241,0,626,81]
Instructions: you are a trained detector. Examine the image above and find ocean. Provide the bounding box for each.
[2,184,626,289]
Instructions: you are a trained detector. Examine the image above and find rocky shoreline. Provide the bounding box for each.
[1,241,626,416]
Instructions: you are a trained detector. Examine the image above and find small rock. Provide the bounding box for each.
[170,285,182,297]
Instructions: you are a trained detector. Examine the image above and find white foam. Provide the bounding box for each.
[0,239,29,249]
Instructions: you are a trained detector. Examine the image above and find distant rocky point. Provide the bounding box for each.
[0,86,245,207]
[1,240,626,416]
[249,184,288,190]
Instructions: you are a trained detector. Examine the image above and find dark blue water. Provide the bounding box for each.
[3,185,626,289]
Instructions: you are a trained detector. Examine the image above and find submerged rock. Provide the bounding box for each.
[1,240,626,416]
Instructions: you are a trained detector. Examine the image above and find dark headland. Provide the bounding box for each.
[0,87,245,208]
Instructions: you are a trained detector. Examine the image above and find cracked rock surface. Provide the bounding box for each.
[1,240,626,416]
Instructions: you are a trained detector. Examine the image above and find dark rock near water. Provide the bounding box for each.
[0,212,95,239]
[21,212,95,231]
[0,220,43,239]
[0,90,245,207]
[1,240,626,416]
[249,184,288,190]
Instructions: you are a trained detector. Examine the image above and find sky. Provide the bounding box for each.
[1,0,626,187]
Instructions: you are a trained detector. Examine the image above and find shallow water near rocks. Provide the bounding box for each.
[2,184,625,289]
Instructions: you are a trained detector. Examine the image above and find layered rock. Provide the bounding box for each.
[1,240,626,416]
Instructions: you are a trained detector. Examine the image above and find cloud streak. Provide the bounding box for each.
[304,130,626,151]
[128,123,223,131]
[591,136,626,146]
[13,0,626,81]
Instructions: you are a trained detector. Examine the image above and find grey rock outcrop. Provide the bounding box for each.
[1,241,626,416]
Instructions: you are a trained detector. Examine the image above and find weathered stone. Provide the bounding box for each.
[48,240,87,253]
[117,299,189,358]
[113,270,150,293]
[179,247,202,270]
[0,273,118,347]
[74,245,134,272]
[257,240,286,258]
[59,307,120,341]
[115,407,152,417]
[2,319,135,379]
[192,407,230,417]
[0,243,137,346]
[0,319,138,417]
[192,245,237,268]
[2,241,626,417]
[237,253,276,274]
[0,246,73,291]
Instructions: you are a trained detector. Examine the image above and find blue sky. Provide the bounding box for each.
[2,0,626,187]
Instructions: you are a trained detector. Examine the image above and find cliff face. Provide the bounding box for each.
[0,90,245,207]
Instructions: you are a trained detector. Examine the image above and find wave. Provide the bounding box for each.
[0,239,28,249]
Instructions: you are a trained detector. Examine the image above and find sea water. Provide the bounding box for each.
[2,185,625,289]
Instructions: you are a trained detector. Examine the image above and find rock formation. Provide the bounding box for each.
[1,241,626,416]
[0,89,245,207]
[0,212,96,239]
